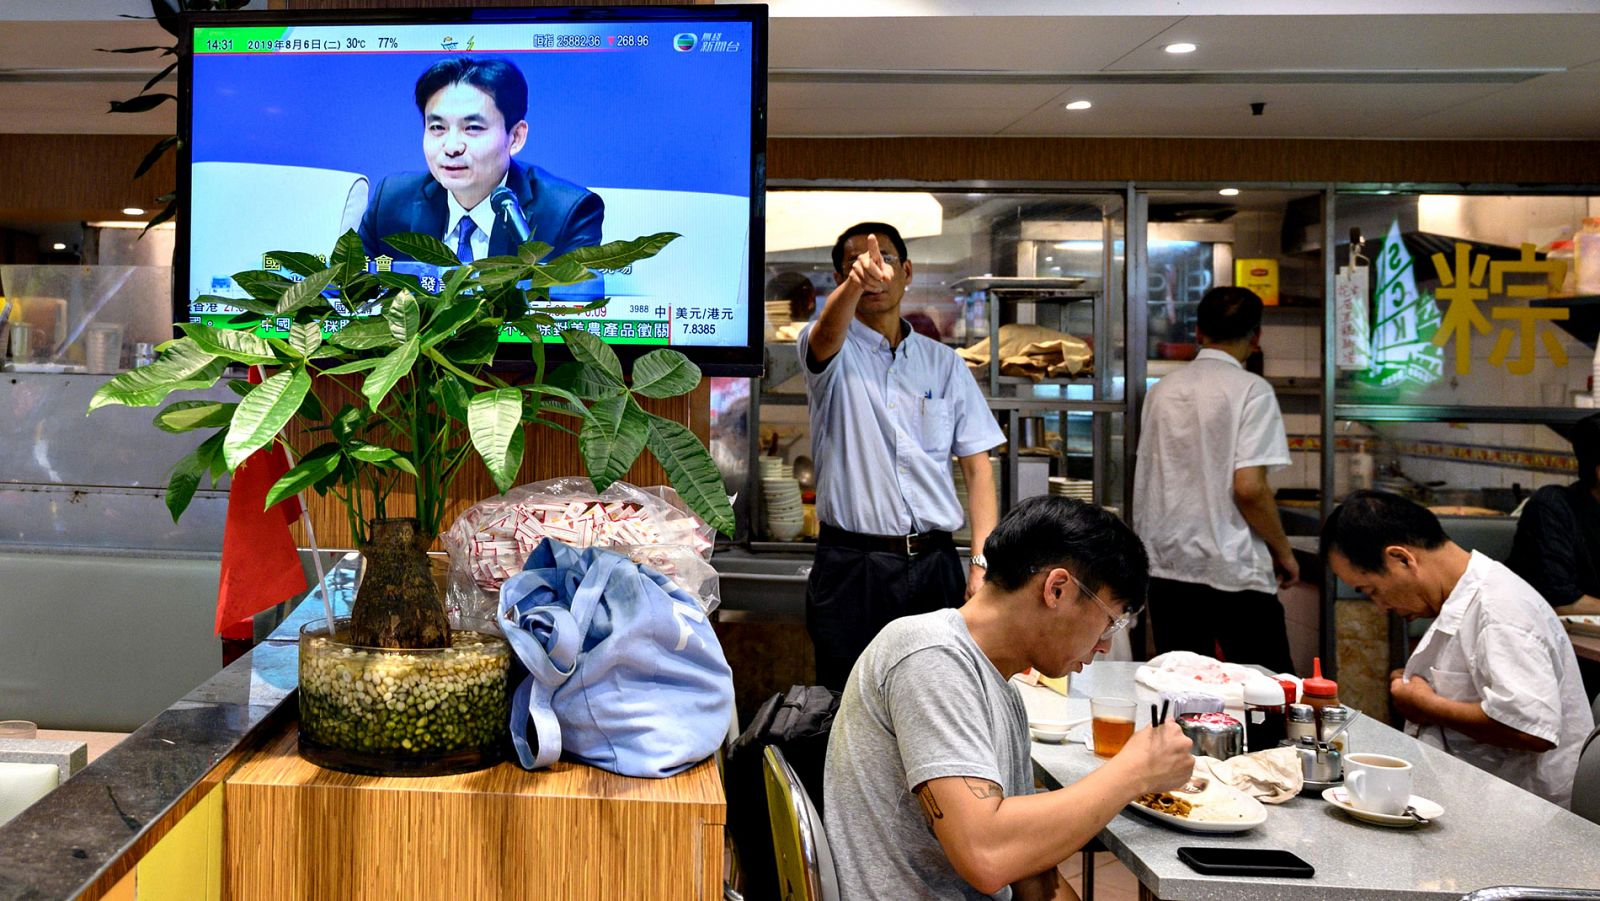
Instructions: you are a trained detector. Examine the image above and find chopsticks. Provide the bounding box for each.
[1151,699,1170,728]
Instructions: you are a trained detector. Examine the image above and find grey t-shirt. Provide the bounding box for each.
[823,609,1032,900]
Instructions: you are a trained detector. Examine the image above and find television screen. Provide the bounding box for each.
[180,6,765,373]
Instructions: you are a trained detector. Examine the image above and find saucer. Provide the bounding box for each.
[1321,787,1443,827]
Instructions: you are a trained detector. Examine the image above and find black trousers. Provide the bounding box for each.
[1146,576,1297,675]
[806,543,965,691]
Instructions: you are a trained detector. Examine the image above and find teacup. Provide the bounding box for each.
[1344,752,1412,815]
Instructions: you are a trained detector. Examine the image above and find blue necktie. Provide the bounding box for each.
[454,217,478,263]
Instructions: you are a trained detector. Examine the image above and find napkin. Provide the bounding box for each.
[1198,748,1304,804]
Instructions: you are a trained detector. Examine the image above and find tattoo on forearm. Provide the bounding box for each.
[963,777,1003,800]
[915,784,944,824]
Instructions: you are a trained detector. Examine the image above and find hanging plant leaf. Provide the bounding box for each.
[630,349,701,399]
[153,400,236,434]
[468,388,527,494]
[165,430,226,523]
[362,338,420,410]
[223,366,311,470]
[133,135,179,180]
[579,392,649,490]
[88,341,222,412]
[109,93,175,114]
[642,409,734,536]
[179,322,278,365]
[380,232,459,268]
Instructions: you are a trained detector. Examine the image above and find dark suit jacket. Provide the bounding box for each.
[358,161,604,263]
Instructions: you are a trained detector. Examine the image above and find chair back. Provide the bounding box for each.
[762,745,839,901]
[1572,724,1600,826]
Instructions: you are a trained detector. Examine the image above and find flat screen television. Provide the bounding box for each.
[179,5,766,374]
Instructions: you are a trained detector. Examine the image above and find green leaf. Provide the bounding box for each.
[518,240,554,264]
[361,338,419,410]
[232,270,295,301]
[372,271,426,295]
[422,346,494,388]
[333,230,367,285]
[548,360,625,402]
[264,251,326,278]
[109,93,175,114]
[441,324,500,365]
[318,358,380,376]
[630,349,701,399]
[275,268,338,316]
[199,294,277,317]
[643,410,734,536]
[579,393,649,490]
[226,379,252,398]
[153,400,235,433]
[560,328,624,386]
[381,232,459,268]
[385,290,420,342]
[525,383,592,420]
[421,296,480,347]
[263,448,340,510]
[468,388,527,495]
[328,318,399,351]
[165,430,225,523]
[348,443,417,476]
[223,367,311,470]
[440,261,474,300]
[133,135,179,180]
[289,321,324,358]
[521,258,594,289]
[88,341,222,412]
[178,322,278,365]
[553,232,679,271]
[431,377,471,422]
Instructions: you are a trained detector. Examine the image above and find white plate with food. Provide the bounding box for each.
[1126,777,1268,833]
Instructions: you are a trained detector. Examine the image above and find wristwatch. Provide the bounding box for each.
[971,553,987,570]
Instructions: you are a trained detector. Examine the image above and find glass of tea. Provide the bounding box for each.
[1091,697,1136,757]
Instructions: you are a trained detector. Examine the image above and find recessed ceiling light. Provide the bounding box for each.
[51,242,67,251]
[1219,188,1240,197]
[1164,42,1197,54]
[122,207,145,216]
[1064,99,1092,111]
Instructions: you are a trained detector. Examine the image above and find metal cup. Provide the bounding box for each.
[1176,712,1244,760]
[9,320,33,362]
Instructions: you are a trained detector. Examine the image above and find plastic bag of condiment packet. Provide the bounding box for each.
[444,477,718,627]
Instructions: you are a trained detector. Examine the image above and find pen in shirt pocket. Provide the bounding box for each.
[922,389,932,414]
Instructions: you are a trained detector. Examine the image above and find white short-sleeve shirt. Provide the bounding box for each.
[1402,551,1594,807]
[1132,348,1291,593]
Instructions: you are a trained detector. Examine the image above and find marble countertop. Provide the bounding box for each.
[0,556,359,901]
[1027,662,1600,900]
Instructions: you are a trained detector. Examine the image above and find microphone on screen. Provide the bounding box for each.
[491,187,532,244]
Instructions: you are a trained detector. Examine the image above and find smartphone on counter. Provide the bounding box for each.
[1176,846,1315,878]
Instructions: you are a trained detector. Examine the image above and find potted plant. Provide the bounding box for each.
[90,229,733,774]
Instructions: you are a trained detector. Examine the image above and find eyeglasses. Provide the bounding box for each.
[1059,568,1136,641]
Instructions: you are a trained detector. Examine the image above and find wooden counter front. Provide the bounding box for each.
[223,723,726,901]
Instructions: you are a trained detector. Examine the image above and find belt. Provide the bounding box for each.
[818,523,954,557]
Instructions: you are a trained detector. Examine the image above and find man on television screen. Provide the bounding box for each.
[359,56,604,264]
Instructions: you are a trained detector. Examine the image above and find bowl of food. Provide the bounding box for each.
[1028,718,1087,744]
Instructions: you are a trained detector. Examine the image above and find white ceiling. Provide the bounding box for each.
[3,4,1600,140]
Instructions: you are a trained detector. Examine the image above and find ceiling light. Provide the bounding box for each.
[51,242,67,251]
[1064,100,1092,111]
[1219,188,1240,197]
[1164,42,1197,54]
[121,207,146,216]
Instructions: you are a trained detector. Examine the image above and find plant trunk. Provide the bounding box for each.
[349,518,451,649]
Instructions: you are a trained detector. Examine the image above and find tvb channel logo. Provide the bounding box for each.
[672,33,696,52]
[674,32,741,53]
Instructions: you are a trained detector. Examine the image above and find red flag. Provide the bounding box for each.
[216,370,307,636]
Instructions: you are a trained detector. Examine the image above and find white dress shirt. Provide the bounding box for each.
[799,319,1003,536]
[442,173,510,262]
[1133,348,1290,593]
[1403,550,1594,807]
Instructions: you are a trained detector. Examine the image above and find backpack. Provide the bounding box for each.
[725,685,839,899]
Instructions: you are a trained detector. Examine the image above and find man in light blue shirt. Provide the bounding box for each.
[798,222,1004,690]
